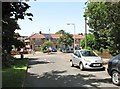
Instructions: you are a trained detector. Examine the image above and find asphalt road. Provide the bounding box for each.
[23,52,120,88]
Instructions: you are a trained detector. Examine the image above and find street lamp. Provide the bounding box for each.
[84,8,88,49]
[85,17,87,49]
[67,23,75,52]
[49,29,51,42]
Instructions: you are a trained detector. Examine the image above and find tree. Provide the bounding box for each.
[2,2,33,67]
[58,32,73,48]
[80,34,97,50]
[41,41,53,52]
[2,2,33,54]
[55,30,65,34]
[84,1,120,55]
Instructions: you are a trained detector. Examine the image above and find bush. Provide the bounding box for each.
[41,41,53,52]
[2,53,15,68]
[43,50,48,53]
[86,47,92,50]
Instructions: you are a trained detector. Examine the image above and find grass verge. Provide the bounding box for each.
[2,58,29,87]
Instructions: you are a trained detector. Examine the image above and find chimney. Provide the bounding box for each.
[78,33,83,35]
[39,31,42,34]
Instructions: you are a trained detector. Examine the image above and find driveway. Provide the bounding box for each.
[23,52,119,88]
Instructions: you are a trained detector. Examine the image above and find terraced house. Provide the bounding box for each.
[25,31,85,51]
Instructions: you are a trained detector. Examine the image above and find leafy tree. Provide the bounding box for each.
[55,30,65,34]
[2,2,33,54]
[2,2,33,67]
[80,34,97,50]
[14,32,21,38]
[58,32,73,48]
[84,1,120,55]
[41,41,53,51]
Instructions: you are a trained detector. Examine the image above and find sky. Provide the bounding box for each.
[16,1,88,36]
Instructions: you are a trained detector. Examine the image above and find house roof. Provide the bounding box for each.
[50,34,62,39]
[73,34,85,39]
[29,33,85,39]
[43,34,52,39]
[29,33,45,38]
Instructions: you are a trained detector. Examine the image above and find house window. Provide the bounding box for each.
[35,45,40,48]
[76,39,80,42]
[35,38,41,42]
[32,38,35,40]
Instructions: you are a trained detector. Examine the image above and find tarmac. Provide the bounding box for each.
[13,51,110,65]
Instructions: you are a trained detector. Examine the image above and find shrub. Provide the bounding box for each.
[2,53,15,68]
[41,41,53,52]
[43,50,48,53]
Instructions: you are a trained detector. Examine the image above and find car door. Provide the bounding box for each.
[117,54,120,71]
[72,51,77,65]
[72,51,79,65]
[75,51,82,66]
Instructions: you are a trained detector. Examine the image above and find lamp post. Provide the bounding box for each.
[85,17,87,49]
[67,23,75,52]
[49,29,50,42]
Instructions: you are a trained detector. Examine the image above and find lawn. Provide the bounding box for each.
[2,58,29,87]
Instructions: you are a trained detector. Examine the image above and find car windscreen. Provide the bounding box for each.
[80,50,97,57]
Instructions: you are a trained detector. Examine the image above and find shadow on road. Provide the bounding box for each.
[24,70,113,88]
[27,58,55,68]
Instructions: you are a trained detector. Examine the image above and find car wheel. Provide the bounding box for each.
[79,62,84,71]
[70,60,74,67]
[112,71,120,86]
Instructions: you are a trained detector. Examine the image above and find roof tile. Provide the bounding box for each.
[30,33,45,38]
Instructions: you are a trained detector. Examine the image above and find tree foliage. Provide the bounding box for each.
[55,30,65,34]
[58,32,73,47]
[80,34,97,50]
[2,2,33,54]
[84,1,120,55]
[41,41,53,51]
[2,2,33,67]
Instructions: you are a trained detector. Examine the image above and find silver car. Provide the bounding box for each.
[70,50,103,70]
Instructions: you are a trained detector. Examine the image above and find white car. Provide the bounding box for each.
[70,50,103,70]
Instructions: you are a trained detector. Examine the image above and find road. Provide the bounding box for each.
[23,52,120,88]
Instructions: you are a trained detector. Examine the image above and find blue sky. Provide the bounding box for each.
[16,1,88,36]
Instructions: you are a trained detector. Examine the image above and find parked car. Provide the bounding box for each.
[66,47,73,51]
[70,50,103,70]
[107,54,120,86]
[60,47,66,52]
[60,47,73,52]
[60,48,63,52]
[52,47,57,52]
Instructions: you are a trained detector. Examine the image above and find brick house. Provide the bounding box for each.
[74,34,85,47]
[29,33,45,51]
[27,32,85,51]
